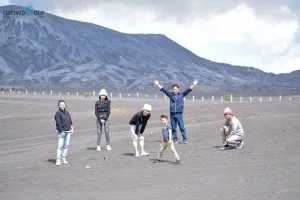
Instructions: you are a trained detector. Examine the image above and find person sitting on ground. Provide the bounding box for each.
[220,107,244,149]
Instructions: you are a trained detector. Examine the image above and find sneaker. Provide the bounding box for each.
[175,159,181,164]
[236,141,244,149]
[96,146,101,151]
[157,158,162,162]
[106,145,112,151]
[56,159,62,166]
[62,157,68,164]
[135,152,140,157]
[140,151,150,156]
[183,140,188,144]
[174,140,178,144]
[219,143,230,150]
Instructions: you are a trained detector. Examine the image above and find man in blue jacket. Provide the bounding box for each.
[154,80,198,144]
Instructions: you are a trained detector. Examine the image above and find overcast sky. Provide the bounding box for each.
[2,0,300,74]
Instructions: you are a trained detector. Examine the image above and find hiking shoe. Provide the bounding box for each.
[96,146,101,151]
[56,159,62,166]
[135,152,140,157]
[62,158,68,164]
[236,141,244,149]
[175,159,181,164]
[140,151,150,156]
[106,145,112,151]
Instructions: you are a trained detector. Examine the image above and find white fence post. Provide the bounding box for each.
[50,90,53,96]
[59,92,61,96]
[93,91,95,96]
[260,97,262,102]
[193,96,195,101]
[212,96,214,102]
[42,91,45,95]
[18,91,20,94]
[25,88,28,95]
[76,92,79,96]
[202,97,204,102]
[137,92,139,98]
[33,91,36,95]
[67,92,70,96]
[250,97,252,102]
[119,93,122,98]
[110,93,112,98]
[269,97,272,102]
[230,94,233,102]
[279,95,282,101]
[220,96,223,102]
[9,89,11,94]
[155,95,158,99]
[128,93,131,97]
[240,97,242,103]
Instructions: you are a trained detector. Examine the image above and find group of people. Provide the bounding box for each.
[54,80,245,166]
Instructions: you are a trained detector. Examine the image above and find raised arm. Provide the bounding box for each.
[183,80,198,97]
[154,80,172,98]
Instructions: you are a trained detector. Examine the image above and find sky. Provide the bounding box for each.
[2,0,300,74]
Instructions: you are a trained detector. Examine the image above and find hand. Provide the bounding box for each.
[168,140,173,145]
[192,80,198,86]
[154,80,160,86]
[100,119,105,124]
[70,129,74,135]
[60,132,65,137]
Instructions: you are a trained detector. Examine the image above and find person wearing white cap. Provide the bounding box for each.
[95,89,112,151]
[129,104,152,157]
[220,107,244,150]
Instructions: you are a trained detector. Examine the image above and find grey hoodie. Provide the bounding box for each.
[223,116,244,138]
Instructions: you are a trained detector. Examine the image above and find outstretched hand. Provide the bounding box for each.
[192,80,198,86]
[154,80,160,86]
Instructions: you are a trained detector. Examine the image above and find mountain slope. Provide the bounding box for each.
[0,5,299,95]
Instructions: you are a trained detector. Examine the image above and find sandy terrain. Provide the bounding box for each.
[0,94,299,200]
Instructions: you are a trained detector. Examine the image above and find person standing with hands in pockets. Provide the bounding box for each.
[154,79,198,144]
[54,100,74,166]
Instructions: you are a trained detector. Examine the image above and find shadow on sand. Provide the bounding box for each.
[47,159,56,164]
[149,158,178,164]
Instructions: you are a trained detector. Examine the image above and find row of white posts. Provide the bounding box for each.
[1,90,299,102]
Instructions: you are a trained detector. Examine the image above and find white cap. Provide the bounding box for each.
[143,104,152,112]
[224,107,233,115]
[99,89,108,96]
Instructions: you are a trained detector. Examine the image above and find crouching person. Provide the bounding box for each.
[129,104,152,157]
[157,115,180,164]
[220,107,244,150]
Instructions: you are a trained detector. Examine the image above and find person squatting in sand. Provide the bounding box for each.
[220,107,244,150]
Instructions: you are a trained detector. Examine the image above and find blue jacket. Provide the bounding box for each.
[55,110,73,132]
[161,87,192,113]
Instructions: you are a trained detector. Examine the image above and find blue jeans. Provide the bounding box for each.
[56,131,71,159]
[170,113,187,142]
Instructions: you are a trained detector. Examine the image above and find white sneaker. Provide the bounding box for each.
[135,152,140,157]
[140,151,150,156]
[96,146,101,151]
[62,158,68,164]
[106,145,112,151]
[236,141,244,149]
[56,159,62,166]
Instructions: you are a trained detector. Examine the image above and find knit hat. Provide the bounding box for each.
[99,89,108,96]
[224,107,233,115]
[143,104,152,112]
